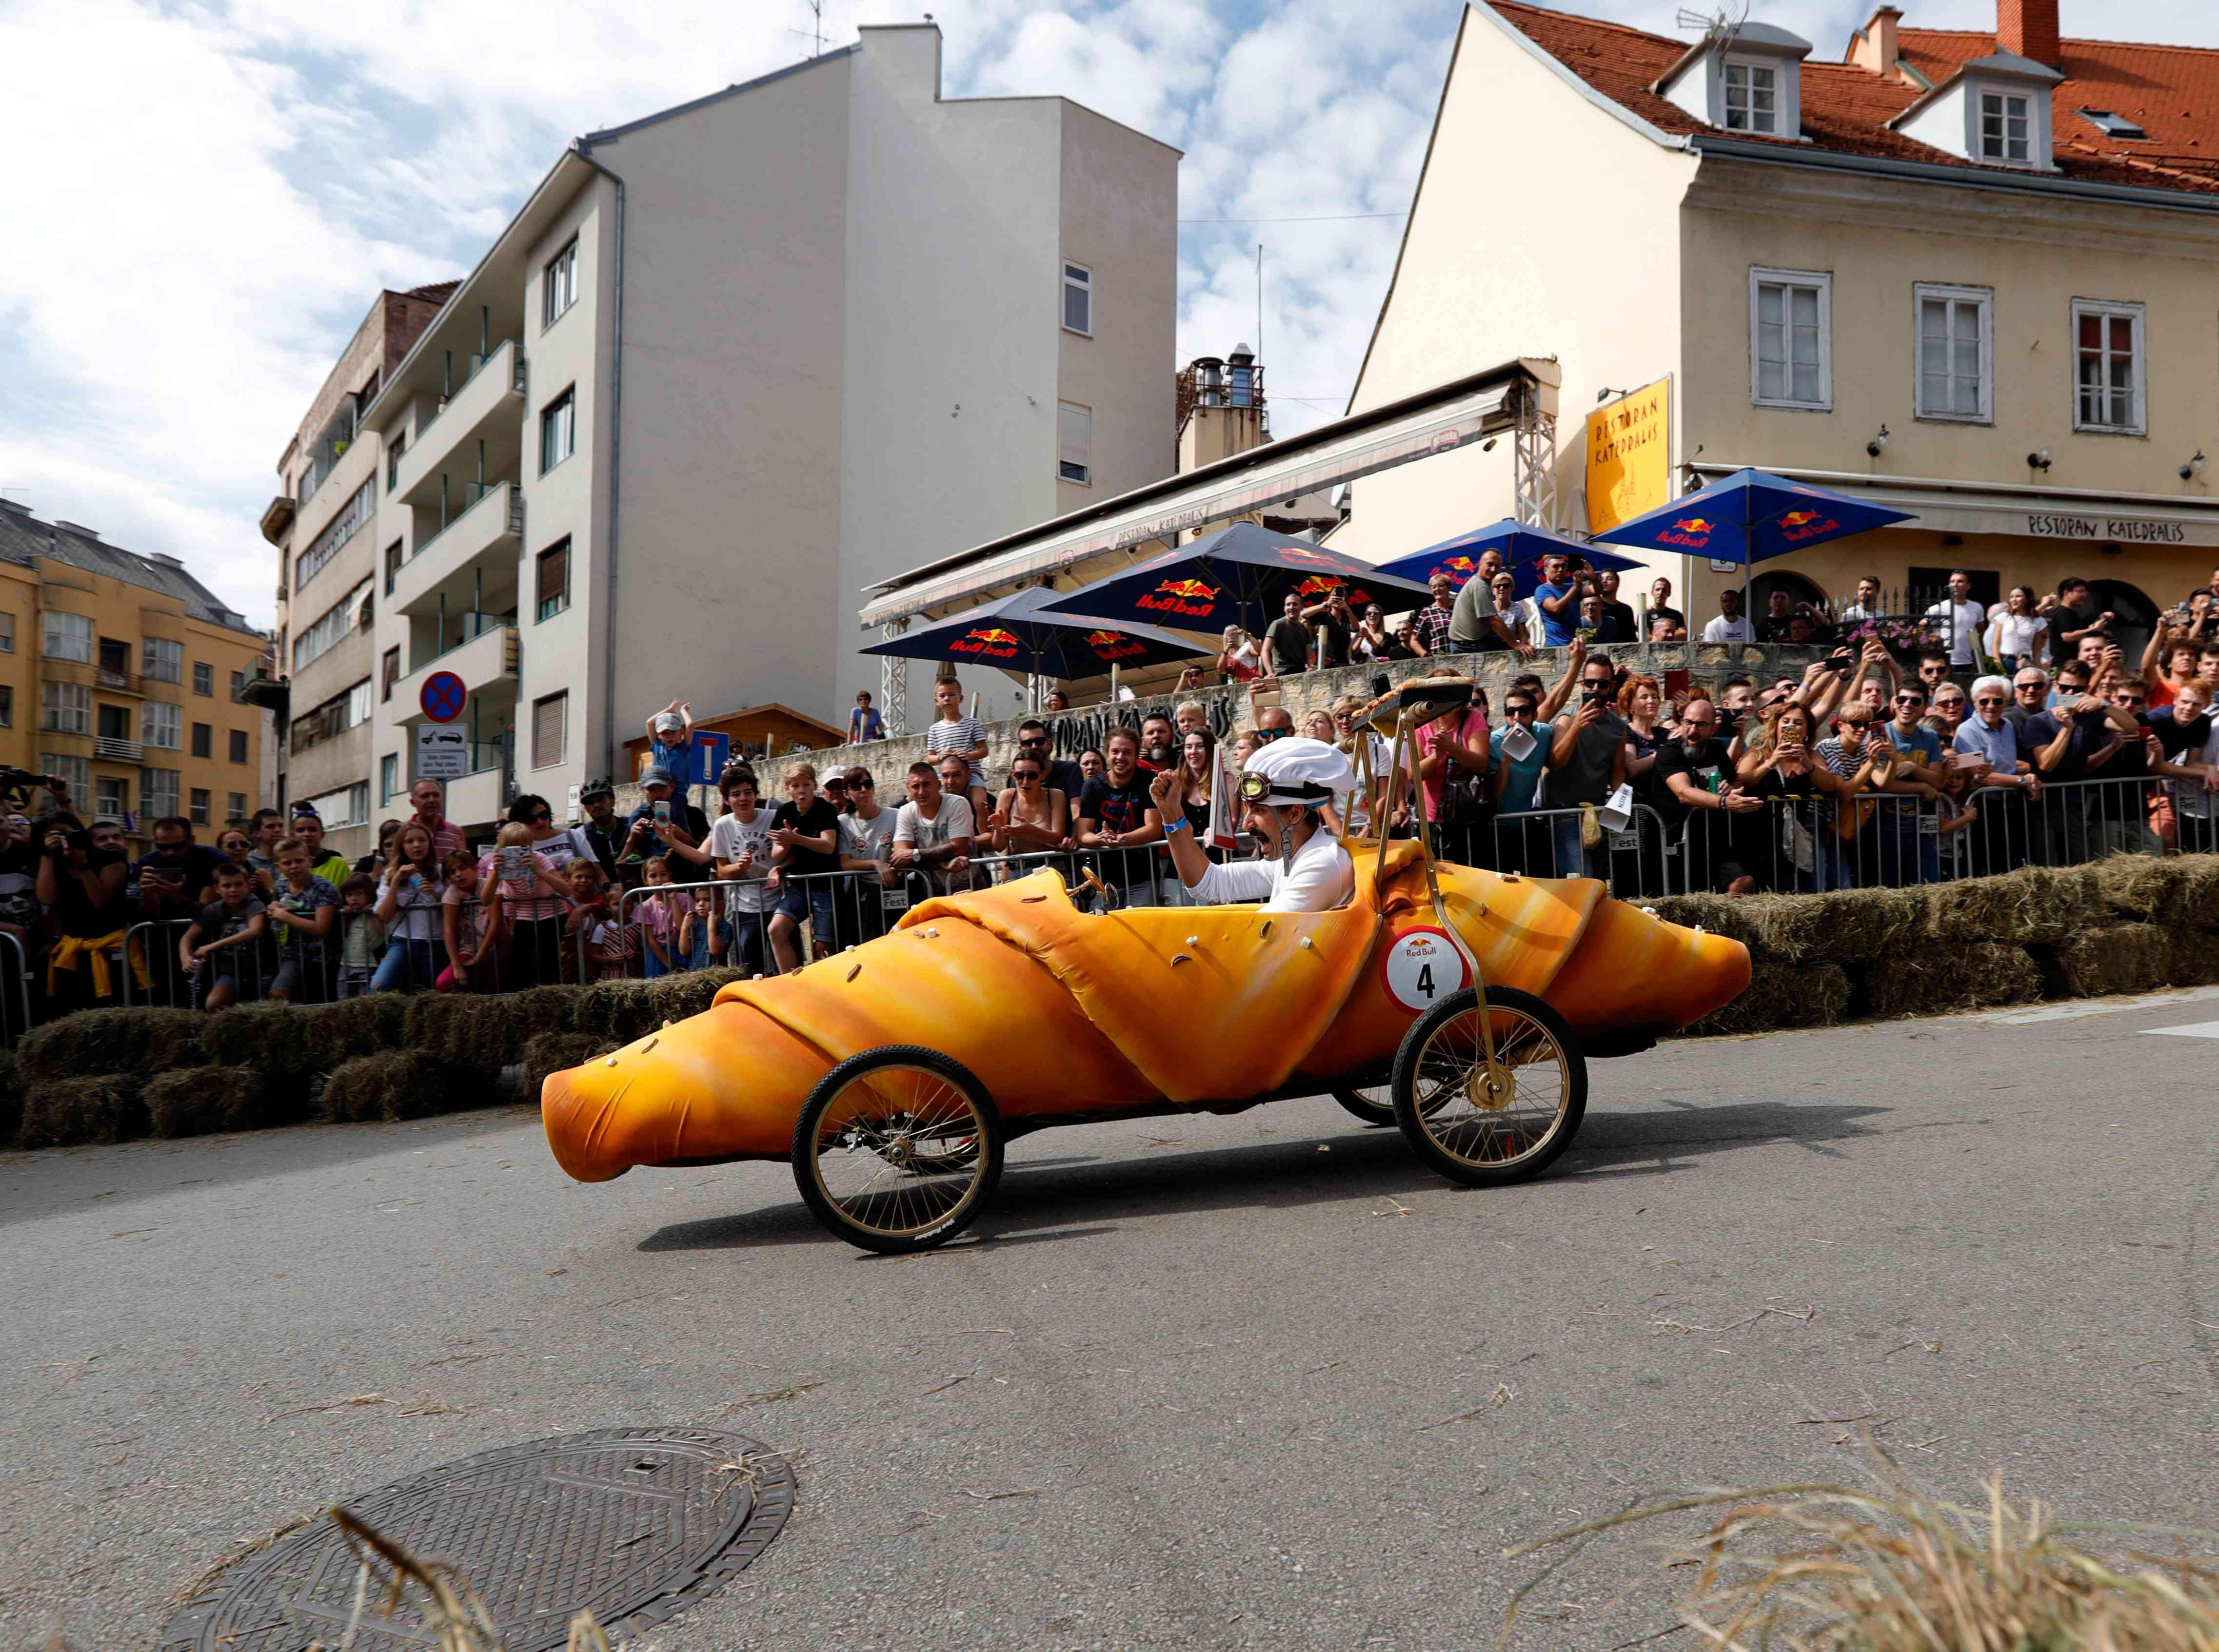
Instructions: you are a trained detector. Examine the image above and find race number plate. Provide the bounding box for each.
[1379,925,1472,1014]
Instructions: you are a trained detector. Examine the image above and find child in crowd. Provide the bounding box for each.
[335,875,384,999]
[709,767,775,978]
[264,835,339,1003]
[767,761,841,972]
[372,822,445,992]
[565,858,630,981]
[923,676,989,766]
[179,862,267,1010]
[634,854,695,978]
[437,848,495,992]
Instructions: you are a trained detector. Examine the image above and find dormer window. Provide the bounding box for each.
[2078,108,2147,140]
[1724,61,1779,133]
[1979,91,2030,162]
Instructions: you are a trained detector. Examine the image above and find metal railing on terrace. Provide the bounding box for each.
[411,477,522,560]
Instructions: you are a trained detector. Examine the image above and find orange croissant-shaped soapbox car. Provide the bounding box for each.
[542,684,1750,1253]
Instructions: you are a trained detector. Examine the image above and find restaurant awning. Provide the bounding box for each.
[857,357,1560,629]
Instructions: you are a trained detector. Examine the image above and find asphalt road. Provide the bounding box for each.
[7,986,2219,1651]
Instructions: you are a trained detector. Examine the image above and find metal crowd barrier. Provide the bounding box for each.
[1479,804,1670,897]
[0,931,31,1046]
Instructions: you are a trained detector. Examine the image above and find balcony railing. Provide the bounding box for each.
[93,735,142,762]
[412,476,519,559]
[412,339,522,455]
[411,617,520,677]
[97,665,144,695]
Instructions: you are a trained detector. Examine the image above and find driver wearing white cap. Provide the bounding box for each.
[1148,736,1355,912]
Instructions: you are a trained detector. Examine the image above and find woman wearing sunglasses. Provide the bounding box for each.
[986,755,1072,862]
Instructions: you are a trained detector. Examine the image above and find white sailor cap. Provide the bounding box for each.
[1240,736,1355,807]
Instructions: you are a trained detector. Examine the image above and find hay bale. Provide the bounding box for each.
[403,993,511,1078]
[0,1050,19,1144]
[19,1006,206,1084]
[505,984,586,1049]
[144,1065,271,1138]
[647,967,745,1024]
[2163,856,2219,928]
[2166,926,2219,988]
[1920,864,2108,947]
[1680,960,1851,1037]
[1748,888,1922,963]
[573,979,667,1043]
[1647,895,1763,952]
[1859,943,2043,1020]
[298,994,409,1071]
[2053,923,2174,999]
[198,1004,318,1091]
[318,1050,463,1123]
[18,1076,144,1148]
[522,1032,615,1102]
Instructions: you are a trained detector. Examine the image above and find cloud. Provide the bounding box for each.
[5,0,2215,631]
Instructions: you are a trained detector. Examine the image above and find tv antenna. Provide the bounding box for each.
[792,0,828,58]
[1674,0,1748,43]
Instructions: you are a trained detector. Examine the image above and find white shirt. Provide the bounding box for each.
[708,810,777,912]
[1925,597,1987,665]
[1987,610,2048,662]
[1701,613,1753,643]
[1182,823,1354,913]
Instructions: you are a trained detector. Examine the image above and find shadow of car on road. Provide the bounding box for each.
[637,1098,1891,1253]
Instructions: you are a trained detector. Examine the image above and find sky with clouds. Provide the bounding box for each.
[2,0,2214,629]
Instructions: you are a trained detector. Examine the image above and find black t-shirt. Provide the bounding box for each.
[2021,710,2100,785]
[1078,774,1155,837]
[2148,706,2214,761]
[1626,725,1664,806]
[134,844,226,912]
[1309,611,1354,670]
[1262,617,1310,676]
[195,895,263,949]
[1043,757,1086,803]
[1644,604,1686,636]
[1652,737,1733,831]
[1757,614,1799,642]
[1600,600,1638,643]
[770,797,841,878]
[52,848,129,939]
[625,801,714,883]
[1753,766,1820,803]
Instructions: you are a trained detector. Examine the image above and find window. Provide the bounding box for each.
[293,577,372,670]
[1057,401,1093,486]
[143,636,183,683]
[532,690,567,769]
[536,538,571,621]
[289,680,371,755]
[228,791,248,824]
[1980,91,2030,163]
[141,701,182,750]
[193,660,213,696]
[380,752,400,805]
[0,611,13,651]
[0,685,10,728]
[2073,299,2145,433]
[41,680,90,734]
[294,477,376,592]
[43,610,93,662]
[386,433,405,491]
[300,780,370,831]
[544,238,579,327]
[191,721,213,759]
[190,788,211,827]
[2079,107,2146,140]
[1915,283,1992,423]
[540,387,575,474]
[381,646,400,702]
[1750,268,1831,410]
[230,669,246,701]
[99,703,130,744]
[1724,61,1778,133]
[96,776,129,822]
[230,728,249,764]
[140,768,180,819]
[44,752,90,805]
[1062,262,1092,335]
[384,539,402,597]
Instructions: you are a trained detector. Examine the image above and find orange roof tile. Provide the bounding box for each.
[1488,1,2219,198]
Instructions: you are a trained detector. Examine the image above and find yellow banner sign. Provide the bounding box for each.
[1585,379,1670,535]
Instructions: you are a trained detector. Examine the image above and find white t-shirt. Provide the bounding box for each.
[377,868,444,942]
[839,808,898,865]
[1925,597,1987,665]
[1987,610,2048,662]
[1701,613,1753,643]
[895,796,975,894]
[708,810,777,913]
[1184,823,1354,913]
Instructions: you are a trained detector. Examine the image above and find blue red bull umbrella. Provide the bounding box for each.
[1035,521,1430,638]
[1590,469,1913,564]
[1373,519,1646,599]
[859,585,1208,681]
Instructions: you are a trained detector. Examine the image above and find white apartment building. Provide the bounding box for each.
[339,24,1174,832]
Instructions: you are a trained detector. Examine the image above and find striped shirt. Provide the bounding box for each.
[411,814,467,861]
[926,716,987,757]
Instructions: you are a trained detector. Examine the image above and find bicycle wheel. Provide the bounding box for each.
[1330,1083,1397,1127]
[1389,987,1586,1187]
[791,1047,1004,1254]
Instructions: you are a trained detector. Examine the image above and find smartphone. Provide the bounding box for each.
[498,845,527,882]
[653,799,672,828]
[1950,751,1986,771]
[1249,683,1282,713]
[1664,669,1692,703]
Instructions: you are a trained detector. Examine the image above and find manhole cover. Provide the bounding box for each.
[160,1427,793,1652]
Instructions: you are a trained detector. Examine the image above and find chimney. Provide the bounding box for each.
[1997,0,2059,67]
[1849,5,1902,78]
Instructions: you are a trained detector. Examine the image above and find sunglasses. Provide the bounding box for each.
[851,778,874,790]
[1504,705,1536,718]
[527,810,552,822]
[1894,694,1924,705]
[1255,728,1288,742]
[1974,697,2005,707]
[1013,770,1042,782]
[1018,736,1050,747]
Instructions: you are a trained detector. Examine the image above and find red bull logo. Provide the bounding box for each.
[949,625,1023,660]
[1295,575,1339,599]
[1778,509,1841,542]
[1084,630,1124,647]
[1656,515,1715,549]
[1085,633,1148,661]
[1280,545,1335,565]
[1443,555,1476,572]
[1137,577,1220,619]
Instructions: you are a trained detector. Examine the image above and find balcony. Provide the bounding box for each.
[392,480,522,616]
[395,619,519,719]
[96,664,145,697]
[93,735,143,763]
[391,338,524,507]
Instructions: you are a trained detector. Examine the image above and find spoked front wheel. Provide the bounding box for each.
[1390,987,1586,1187]
[792,1047,1004,1253]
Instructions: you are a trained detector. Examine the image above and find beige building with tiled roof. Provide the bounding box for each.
[1344,0,2219,657]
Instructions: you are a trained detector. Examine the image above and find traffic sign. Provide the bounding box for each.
[689,731,731,789]
[420,670,469,724]
[415,723,469,781]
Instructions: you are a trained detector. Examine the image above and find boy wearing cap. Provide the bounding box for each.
[1148,737,1354,912]
[646,701,695,774]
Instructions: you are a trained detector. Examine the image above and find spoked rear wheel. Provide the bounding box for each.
[1330,1082,1397,1127]
[1390,987,1586,1187]
[792,1047,1004,1253]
